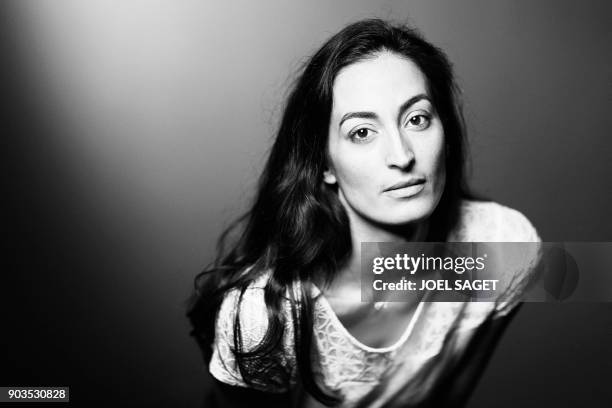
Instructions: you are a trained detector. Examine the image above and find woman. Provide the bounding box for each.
[188,19,540,407]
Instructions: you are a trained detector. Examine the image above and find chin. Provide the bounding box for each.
[378,196,438,226]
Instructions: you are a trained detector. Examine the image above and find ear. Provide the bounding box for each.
[323,168,337,185]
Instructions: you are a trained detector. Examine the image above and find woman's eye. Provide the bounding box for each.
[406,113,431,129]
[349,128,374,143]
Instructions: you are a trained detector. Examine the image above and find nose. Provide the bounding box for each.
[384,128,415,170]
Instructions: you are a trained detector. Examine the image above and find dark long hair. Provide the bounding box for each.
[188,18,471,405]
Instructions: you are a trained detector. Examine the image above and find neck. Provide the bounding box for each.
[335,208,429,287]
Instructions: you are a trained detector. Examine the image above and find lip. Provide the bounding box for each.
[382,178,426,199]
[383,178,426,192]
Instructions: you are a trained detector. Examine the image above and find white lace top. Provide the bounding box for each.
[209,200,541,406]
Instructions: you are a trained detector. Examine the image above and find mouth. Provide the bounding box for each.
[382,178,426,199]
[383,178,426,192]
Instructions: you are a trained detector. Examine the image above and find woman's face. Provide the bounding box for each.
[325,51,446,229]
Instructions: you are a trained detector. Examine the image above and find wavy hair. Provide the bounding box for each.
[188,18,471,405]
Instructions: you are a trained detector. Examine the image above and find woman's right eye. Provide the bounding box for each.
[349,127,375,143]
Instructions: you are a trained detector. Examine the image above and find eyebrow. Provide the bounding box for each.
[338,93,431,129]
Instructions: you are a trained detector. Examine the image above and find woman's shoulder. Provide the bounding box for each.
[214,271,282,350]
[210,269,297,391]
[451,200,543,317]
[450,199,541,242]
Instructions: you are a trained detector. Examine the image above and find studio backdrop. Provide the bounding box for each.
[4,0,611,406]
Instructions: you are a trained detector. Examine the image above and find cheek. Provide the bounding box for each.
[433,144,446,180]
[419,134,446,178]
[432,143,447,198]
[413,133,446,197]
[332,151,379,197]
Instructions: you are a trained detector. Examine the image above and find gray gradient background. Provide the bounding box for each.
[3,0,611,407]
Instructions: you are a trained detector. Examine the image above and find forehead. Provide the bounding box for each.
[331,52,428,115]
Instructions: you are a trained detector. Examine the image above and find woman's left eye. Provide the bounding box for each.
[406,113,431,129]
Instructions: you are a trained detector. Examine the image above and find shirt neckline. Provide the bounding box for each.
[311,283,429,354]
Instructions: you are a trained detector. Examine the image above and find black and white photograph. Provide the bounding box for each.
[4,1,611,407]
